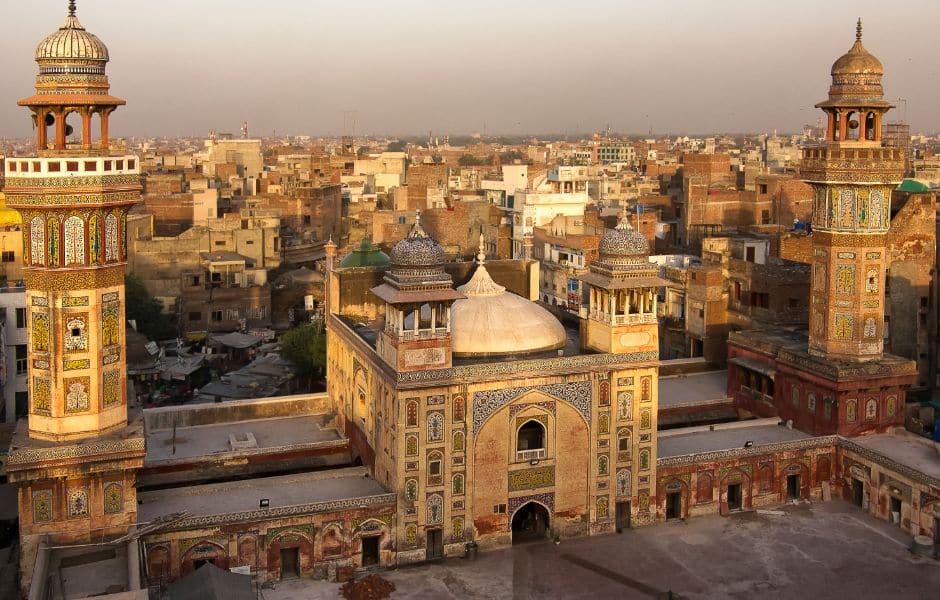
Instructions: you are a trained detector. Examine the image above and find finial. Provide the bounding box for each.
[856,18,862,41]
[68,0,76,17]
[408,209,428,238]
[616,205,632,230]
[477,234,486,265]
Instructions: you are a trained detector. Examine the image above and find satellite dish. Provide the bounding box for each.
[44,113,55,127]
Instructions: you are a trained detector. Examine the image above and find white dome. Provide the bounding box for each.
[451,263,566,357]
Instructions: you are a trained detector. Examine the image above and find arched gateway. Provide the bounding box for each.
[511,502,550,544]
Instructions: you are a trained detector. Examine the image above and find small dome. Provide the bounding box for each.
[340,237,390,268]
[36,12,109,63]
[831,20,882,77]
[451,260,566,357]
[599,217,649,259]
[389,213,445,268]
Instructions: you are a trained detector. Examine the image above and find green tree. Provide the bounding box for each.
[387,140,407,152]
[124,274,177,340]
[280,320,327,381]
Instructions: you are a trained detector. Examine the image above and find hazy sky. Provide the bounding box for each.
[1,0,938,138]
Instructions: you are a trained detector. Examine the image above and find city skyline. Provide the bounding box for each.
[1,0,938,139]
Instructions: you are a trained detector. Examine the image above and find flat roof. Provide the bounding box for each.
[137,467,388,522]
[658,371,729,409]
[145,414,341,463]
[658,421,811,458]
[851,430,940,481]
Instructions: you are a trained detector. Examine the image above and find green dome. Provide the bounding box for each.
[340,237,390,268]
[897,179,931,194]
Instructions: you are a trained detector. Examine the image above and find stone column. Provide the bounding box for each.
[54,109,66,150]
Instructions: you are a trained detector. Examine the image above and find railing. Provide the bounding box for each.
[516,448,546,462]
[590,312,657,326]
[398,327,448,341]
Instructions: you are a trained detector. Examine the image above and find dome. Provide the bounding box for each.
[35,5,109,64]
[389,213,445,268]
[831,21,882,77]
[599,216,649,259]
[450,242,566,357]
[340,237,390,268]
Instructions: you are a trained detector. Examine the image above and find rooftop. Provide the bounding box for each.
[137,467,389,523]
[658,419,811,458]
[851,430,940,482]
[658,370,730,410]
[145,413,341,464]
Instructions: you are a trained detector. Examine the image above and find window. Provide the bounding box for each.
[211,310,223,322]
[188,311,202,322]
[1,251,14,262]
[15,345,27,375]
[428,451,443,486]
[517,420,545,452]
[191,275,200,286]
[214,240,225,246]
[492,504,507,514]
[15,307,26,328]
[617,430,631,452]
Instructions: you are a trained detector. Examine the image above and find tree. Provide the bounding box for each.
[387,140,407,152]
[280,320,327,381]
[124,274,177,340]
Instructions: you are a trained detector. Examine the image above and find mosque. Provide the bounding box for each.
[3,4,939,596]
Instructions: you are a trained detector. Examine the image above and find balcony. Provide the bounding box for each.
[516,448,546,462]
[396,327,449,341]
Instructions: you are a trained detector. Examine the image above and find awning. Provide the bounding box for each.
[729,356,776,379]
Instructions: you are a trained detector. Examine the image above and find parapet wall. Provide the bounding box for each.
[143,393,331,431]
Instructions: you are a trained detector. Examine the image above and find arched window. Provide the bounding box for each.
[846,398,858,422]
[617,429,631,452]
[517,420,545,452]
[405,478,418,501]
[452,473,464,496]
[427,494,443,525]
[427,451,443,486]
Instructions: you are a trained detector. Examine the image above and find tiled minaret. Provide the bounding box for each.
[3,3,145,594]
[803,20,904,362]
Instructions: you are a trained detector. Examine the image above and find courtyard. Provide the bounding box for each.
[264,501,940,599]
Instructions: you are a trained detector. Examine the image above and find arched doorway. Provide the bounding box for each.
[511,502,550,544]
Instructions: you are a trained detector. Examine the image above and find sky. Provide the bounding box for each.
[1,0,938,138]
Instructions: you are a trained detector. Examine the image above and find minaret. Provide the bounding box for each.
[802,20,905,362]
[579,209,664,355]
[4,3,145,593]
